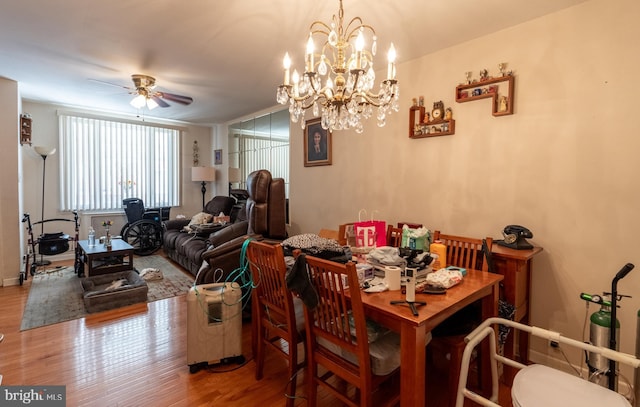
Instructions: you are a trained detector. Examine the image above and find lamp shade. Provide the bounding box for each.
[33,146,57,157]
[228,167,241,183]
[191,167,216,182]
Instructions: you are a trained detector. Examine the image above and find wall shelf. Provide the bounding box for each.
[455,75,515,116]
[409,105,455,138]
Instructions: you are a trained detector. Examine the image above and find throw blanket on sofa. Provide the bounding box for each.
[281,233,351,263]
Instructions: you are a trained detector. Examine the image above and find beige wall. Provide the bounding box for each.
[0,78,21,286]
[289,0,640,369]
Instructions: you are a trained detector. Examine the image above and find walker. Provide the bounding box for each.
[455,318,639,407]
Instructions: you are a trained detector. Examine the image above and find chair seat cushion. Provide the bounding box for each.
[318,330,401,376]
[512,364,631,407]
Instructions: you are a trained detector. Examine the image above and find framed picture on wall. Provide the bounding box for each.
[304,118,332,167]
[214,149,223,165]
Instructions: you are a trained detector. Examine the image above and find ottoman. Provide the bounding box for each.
[80,270,148,313]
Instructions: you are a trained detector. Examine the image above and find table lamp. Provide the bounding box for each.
[191,167,216,209]
[228,167,241,196]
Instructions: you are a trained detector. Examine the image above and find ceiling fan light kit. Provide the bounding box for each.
[96,74,194,111]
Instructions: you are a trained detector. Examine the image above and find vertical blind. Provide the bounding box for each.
[59,114,180,211]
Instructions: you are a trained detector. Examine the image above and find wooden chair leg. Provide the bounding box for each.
[285,344,298,407]
[307,362,318,407]
[254,325,265,380]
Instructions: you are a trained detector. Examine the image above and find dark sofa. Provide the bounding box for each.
[163,170,287,284]
[162,196,236,276]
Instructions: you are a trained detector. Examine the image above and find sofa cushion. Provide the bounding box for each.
[204,196,236,216]
[208,221,248,247]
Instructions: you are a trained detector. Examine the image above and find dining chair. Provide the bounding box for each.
[397,221,423,229]
[301,254,401,407]
[429,230,494,407]
[385,224,404,247]
[318,228,339,241]
[247,240,305,407]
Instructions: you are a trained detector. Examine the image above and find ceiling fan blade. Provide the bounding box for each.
[88,78,132,91]
[158,92,193,105]
[151,96,170,108]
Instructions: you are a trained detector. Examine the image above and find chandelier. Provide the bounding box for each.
[276,0,399,134]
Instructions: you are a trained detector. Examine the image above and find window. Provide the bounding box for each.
[59,114,180,211]
[228,109,290,196]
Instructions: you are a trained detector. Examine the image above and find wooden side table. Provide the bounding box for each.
[77,239,135,277]
[492,244,543,385]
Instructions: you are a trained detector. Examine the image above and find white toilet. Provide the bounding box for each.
[511,364,631,406]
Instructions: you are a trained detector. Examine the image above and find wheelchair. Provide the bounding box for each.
[120,198,170,256]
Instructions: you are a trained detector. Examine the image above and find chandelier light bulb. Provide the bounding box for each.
[387,43,396,79]
[283,52,291,85]
[306,35,315,72]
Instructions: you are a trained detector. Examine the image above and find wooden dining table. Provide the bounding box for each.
[352,269,503,407]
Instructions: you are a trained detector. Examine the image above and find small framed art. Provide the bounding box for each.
[304,118,332,167]
[214,149,223,165]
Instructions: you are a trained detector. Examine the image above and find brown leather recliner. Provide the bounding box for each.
[194,169,287,284]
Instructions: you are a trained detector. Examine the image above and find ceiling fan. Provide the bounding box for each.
[129,74,193,109]
[94,74,193,110]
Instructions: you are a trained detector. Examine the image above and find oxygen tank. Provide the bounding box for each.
[587,299,620,389]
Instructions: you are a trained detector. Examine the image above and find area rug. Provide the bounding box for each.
[20,255,194,331]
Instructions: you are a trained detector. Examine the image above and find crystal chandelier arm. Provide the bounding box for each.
[344,22,375,42]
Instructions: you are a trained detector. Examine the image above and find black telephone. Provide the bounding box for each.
[496,225,533,250]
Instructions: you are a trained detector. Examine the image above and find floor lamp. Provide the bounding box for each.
[33,146,57,266]
[228,167,241,196]
[191,167,216,210]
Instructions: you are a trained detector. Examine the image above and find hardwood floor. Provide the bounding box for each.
[0,255,513,406]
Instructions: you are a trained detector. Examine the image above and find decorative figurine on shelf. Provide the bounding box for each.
[465,71,473,85]
[498,96,509,112]
[479,69,489,81]
[423,112,430,124]
[498,62,507,77]
[412,97,418,107]
[431,101,444,121]
[442,123,449,132]
[418,96,424,106]
[445,107,453,120]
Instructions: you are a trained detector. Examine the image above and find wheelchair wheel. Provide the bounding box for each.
[122,220,163,256]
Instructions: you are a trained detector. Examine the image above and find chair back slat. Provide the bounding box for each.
[386,225,404,247]
[433,231,493,272]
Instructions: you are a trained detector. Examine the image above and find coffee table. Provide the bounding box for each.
[77,239,134,277]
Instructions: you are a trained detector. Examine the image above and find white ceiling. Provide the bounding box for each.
[0,0,587,125]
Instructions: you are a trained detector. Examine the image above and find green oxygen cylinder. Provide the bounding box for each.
[588,303,620,389]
